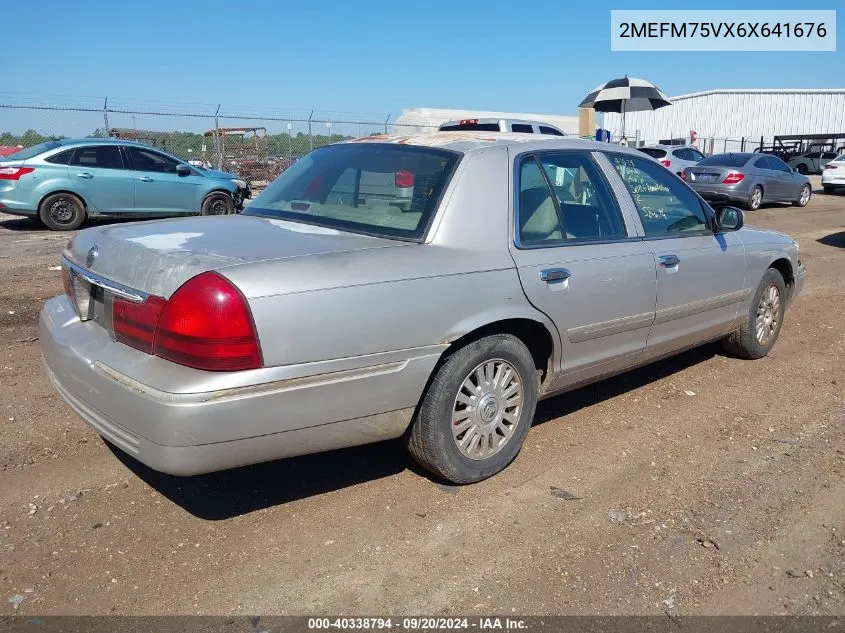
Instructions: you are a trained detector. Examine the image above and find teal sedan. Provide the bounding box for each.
[0,139,244,230]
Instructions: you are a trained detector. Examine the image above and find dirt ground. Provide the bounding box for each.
[1,184,844,617]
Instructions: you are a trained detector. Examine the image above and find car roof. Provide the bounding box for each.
[345,131,637,156]
[642,144,696,150]
[52,138,168,151]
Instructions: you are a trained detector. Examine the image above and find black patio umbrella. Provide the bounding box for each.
[579,76,671,141]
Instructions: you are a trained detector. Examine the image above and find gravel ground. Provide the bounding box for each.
[1,186,844,616]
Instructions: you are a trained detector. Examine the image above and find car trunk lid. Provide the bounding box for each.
[687,166,730,184]
[65,214,406,299]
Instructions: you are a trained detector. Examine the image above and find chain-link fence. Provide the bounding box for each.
[0,101,438,189]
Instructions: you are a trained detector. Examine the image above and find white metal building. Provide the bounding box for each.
[603,89,845,152]
[393,107,580,135]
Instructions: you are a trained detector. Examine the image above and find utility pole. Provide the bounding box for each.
[308,110,314,151]
[103,97,110,137]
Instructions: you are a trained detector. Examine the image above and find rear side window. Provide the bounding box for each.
[511,124,534,134]
[245,144,459,240]
[439,123,501,132]
[539,126,564,136]
[69,146,125,169]
[518,152,626,244]
[638,148,667,159]
[699,154,751,168]
[45,149,74,165]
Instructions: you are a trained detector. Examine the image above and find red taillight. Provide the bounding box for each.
[113,295,167,354]
[660,159,671,168]
[61,267,73,300]
[0,167,34,181]
[111,272,261,371]
[681,171,688,181]
[395,170,415,188]
[153,272,261,371]
[723,172,745,185]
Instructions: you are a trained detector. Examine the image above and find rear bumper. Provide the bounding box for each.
[40,296,434,475]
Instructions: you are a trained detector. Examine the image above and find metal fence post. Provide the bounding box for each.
[214,105,222,170]
[308,110,314,151]
[103,97,109,137]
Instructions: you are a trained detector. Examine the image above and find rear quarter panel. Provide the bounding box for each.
[736,226,799,304]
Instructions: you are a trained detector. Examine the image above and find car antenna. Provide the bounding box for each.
[38,129,61,141]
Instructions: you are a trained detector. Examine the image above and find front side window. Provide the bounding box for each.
[608,154,709,236]
[244,144,459,240]
[126,147,181,173]
[539,126,564,136]
[517,152,626,244]
[69,145,124,170]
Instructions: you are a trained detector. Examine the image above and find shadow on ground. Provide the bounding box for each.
[817,231,845,249]
[112,344,719,520]
[0,216,137,232]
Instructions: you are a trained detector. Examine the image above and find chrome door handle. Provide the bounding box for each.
[540,268,571,283]
[139,176,153,182]
[659,255,680,267]
[76,172,93,179]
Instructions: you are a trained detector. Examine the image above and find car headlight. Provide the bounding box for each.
[232,178,247,189]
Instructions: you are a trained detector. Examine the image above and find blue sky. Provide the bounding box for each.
[1,0,842,133]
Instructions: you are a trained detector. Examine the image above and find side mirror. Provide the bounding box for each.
[175,163,191,176]
[714,205,744,232]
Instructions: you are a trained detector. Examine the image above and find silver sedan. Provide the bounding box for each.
[40,133,806,483]
[683,152,812,210]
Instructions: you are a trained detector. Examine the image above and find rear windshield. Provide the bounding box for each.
[698,154,751,168]
[439,123,501,132]
[244,143,460,240]
[638,148,667,159]
[3,141,63,161]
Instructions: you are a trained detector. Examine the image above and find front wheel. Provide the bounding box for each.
[721,268,786,359]
[793,184,811,207]
[406,334,538,484]
[38,193,86,231]
[201,192,235,216]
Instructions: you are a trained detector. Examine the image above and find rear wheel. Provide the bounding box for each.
[793,184,811,207]
[746,185,763,211]
[721,268,786,359]
[38,192,86,231]
[201,192,235,216]
[406,334,538,484]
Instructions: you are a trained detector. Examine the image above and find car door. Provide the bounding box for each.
[604,153,747,360]
[508,150,657,389]
[754,156,784,200]
[768,155,802,199]
[124,146,203,213]
[66,145,134,213]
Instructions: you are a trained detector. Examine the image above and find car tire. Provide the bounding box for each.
[200,192,235,216]
[406,334,538,484]
[796,163,808,175]
[38,192,86,231]
[746,185,763,211]
[721,268,786,360]
[793,184,811,207]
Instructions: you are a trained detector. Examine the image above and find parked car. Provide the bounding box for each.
[439,118,566,136]
[821,154,845,193]
[683,152,812,210]
[0,139,248,231]
[787,151,839,175]
[40,134,805,484]
[638,144,705,176]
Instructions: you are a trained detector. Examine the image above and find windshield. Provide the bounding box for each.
[699,154,751,168]
[638,148,667,159]
[3,141,63,161]
[244,143,460,240]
